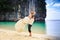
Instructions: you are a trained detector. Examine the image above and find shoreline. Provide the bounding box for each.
[0,29,60,40]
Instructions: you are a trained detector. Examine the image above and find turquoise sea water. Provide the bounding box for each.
[0,21,46,34]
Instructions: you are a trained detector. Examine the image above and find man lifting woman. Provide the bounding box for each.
[15,11,35,36]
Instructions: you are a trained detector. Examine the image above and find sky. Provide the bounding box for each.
[45,0,60,20]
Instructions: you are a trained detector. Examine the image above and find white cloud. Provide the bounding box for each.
[46,6,60,20]
[46,0,55,7]
[45,0,60,20]
[53,3,60,6]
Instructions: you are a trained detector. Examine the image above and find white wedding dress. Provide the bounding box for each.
[15,17,30,32]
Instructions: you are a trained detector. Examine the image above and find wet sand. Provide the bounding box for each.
[0,29,55,40]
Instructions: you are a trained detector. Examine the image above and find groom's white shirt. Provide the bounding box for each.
[28,18,34,25]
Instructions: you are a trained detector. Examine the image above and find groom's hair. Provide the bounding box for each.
[31,11,34,14]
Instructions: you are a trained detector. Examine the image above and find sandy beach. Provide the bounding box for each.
[0,29,57,40]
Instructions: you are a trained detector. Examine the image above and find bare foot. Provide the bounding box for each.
[29,34,32,36]
[29,32,32,37]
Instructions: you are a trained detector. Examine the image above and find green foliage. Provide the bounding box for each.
[0,0,28,12]
[0,0,15,12]
[37,0,46,12]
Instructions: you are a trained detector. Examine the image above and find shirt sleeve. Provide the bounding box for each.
[28,18,34,25]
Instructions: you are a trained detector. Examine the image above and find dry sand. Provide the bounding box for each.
[0,29,56,40]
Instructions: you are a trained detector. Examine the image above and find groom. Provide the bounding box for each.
[28,11,35,36]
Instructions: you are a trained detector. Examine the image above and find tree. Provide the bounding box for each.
[0,0,14,12]
[38,0,46,20]
[0,0,19,21]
